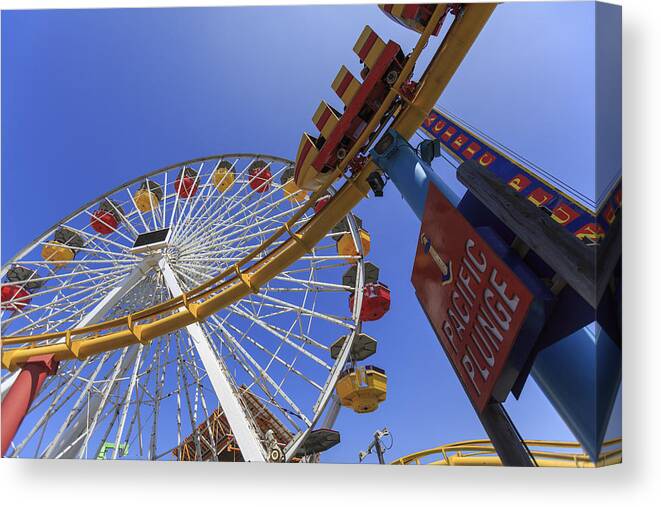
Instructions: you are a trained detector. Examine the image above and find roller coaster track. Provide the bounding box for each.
[391,438,622,467]
[1,3,496,371]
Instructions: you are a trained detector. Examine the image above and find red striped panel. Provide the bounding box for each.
[335,70,354,98]
[402,4,418,18]
[315,107,331,132]
[357,30,378,61]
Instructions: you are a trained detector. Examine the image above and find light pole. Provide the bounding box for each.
[358,427,391,464]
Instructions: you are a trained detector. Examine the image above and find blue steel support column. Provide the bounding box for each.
[370,130,617,461]
[371,131,461,219]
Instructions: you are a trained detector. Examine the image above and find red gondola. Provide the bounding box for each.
[248,160,272,193]
[349,282,391,322]
[1,266,42,312]
[174,167,199,198]
[1,285,32,312]
[91,199,123,235]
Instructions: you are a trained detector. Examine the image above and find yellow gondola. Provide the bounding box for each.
[337,229,371,263]
[212,160,236,192]
[336,365,387,413]
[134,180,163,212]
[41,227,84,269]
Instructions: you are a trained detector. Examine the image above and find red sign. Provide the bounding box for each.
[411,184,534,412]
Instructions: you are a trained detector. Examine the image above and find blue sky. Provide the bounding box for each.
[2,3,616,463]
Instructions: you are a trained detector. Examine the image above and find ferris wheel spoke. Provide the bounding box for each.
[231,301,328,353]
[205,314,323,392]
[40,351,113,458]
[158,171,169,230]
[2,262,133,289]
[169,176,220,246]
[273,273,351,292]
[196,158,260,221]
[39,239,139,263]
[167,170,186,230]
[177,201,299,253]
[20,374,68,421]
[109,343,144,459]
[2,275,127,335]
[220,191,305,239]
[168,173,237,246]
[187,359,219,462]
[2,268,132,331]
[204,190,304,245]
[149,338,168,459]
[175,334,205,460]
[113,205,143,238]
[245,291,354,329]
[227,302,330,371]
[207,317,308,431]
[73,346,139,459]
[168,263,210,290]
[129,366,155,458]
[59,224,136,254]
[22,261,132,304]
[208,206,307,251]
[174,201,265,256]
[210,163,285,230]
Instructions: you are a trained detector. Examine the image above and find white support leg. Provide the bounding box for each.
[158,258,266,462]
[321,395,341,430]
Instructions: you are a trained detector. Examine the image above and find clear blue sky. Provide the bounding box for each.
[2,3,617,463]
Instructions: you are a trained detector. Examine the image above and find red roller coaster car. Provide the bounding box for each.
[294,25,408,191]
[378,3,451,36]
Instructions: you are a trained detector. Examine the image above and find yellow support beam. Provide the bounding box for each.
[2,3,496,371]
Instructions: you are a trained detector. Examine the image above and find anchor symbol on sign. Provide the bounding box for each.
[420,233,453,285]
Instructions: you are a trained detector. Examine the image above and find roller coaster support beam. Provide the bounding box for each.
[372,133,537,466]
[1,354,58,456]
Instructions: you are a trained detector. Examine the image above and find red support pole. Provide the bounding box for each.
[1,354,58,457]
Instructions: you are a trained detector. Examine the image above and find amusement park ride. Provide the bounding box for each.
[0,3,621,466]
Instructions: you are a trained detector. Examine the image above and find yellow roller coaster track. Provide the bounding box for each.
[391,438,622,467]
[1,3,496,371]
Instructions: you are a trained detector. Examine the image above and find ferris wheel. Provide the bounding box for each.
[0,153,387,462]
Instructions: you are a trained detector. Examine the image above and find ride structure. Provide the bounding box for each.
[2,2,487,462]
[1,2,619,466]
